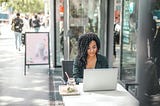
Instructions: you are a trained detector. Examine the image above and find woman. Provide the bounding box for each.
[73,32,108,84]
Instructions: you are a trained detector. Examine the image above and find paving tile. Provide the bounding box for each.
[0,37,64,106]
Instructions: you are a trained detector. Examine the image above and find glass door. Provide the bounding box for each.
[121,0,138,81]
[55,0,65,66]
[55,0,104,66]
[65,0,102,60]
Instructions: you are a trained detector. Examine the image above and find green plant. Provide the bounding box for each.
[1,0,44,13]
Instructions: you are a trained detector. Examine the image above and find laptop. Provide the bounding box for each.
[83,68,118,92]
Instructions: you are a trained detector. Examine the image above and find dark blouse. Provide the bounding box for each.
[72,54,108,84]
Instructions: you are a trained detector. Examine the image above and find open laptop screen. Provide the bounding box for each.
[83,68,118,92]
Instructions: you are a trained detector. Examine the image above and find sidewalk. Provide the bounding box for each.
[0,35,63,106]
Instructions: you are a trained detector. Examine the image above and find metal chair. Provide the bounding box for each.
[62,60,74,83]
[144,93,160,106]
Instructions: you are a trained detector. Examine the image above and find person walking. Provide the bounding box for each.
[11,13,24,51]
[153,27,160,79]
[32,15,41,32]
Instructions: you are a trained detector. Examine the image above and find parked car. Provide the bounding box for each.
[0,12,10,35]
[0,12,9,24]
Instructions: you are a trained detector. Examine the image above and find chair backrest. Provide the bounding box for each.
[62,60,74,83]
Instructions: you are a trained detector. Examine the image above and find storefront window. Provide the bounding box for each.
[55,0,102,66]
[121,0,137,81]
[68,0,101,60]
[55,0,65,66]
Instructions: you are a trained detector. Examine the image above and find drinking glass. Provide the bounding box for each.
[67,78,76,86]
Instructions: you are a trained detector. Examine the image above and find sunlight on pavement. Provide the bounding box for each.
[33,99,49,106]
[0,96,24,103]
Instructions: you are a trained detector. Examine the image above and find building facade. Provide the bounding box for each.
[49,0,160,105]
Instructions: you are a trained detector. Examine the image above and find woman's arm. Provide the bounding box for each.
[72,58,83,84]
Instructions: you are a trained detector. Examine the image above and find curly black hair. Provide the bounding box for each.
[76,32,100,68]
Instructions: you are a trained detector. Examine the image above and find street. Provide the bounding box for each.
[0,25,63,106]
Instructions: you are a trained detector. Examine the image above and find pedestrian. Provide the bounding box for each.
[153,27,160,79]
[113,22,120,58]
[11,13,24,51]
[29,14,33,29]
[32,15,41,32]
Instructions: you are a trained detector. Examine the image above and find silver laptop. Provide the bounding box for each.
[83,68,118,92]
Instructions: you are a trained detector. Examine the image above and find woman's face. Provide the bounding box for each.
[87,40,98,57]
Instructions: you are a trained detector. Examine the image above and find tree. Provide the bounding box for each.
[0,0,9,4]
[5,0,44,13]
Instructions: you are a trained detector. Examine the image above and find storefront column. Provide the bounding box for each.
[107,0,114,67]
[136,0,152,105]
[50,0,55,67]
[100,0,114,67]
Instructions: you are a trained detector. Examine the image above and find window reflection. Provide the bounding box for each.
[55,0,101,65]
[151,0,160,80]
[121,0,137,81]
[56,0,65,66]
[68,0,101,60]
